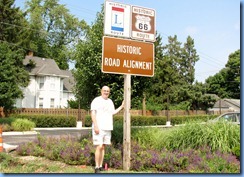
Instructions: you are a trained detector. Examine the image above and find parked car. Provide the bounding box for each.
[209,112,240,125]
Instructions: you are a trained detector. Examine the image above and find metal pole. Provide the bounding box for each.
[123,74,131,171]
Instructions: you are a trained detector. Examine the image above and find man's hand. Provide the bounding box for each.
[94,125,99,134]
[121,100,125,108]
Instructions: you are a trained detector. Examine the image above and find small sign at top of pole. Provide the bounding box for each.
[131,6,156,42]
[104,1,131,38]
[104,0,156,42]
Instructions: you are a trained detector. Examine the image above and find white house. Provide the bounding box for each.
[15,54,75,108]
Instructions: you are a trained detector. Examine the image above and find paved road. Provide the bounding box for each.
[2,128,92,146]
[2,125,173,146]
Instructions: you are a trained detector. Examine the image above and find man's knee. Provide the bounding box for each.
[96,144,105,151]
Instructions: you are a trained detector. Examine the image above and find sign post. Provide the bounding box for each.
[123,74,131,170]
[103,1,155,171]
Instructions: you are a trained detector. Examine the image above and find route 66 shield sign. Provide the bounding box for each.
[131,6,155,42]
[135,15,151,32]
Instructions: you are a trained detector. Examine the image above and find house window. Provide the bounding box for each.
[50,98,55,108]
[39,77,45,89]
[60,78,63,91]
[39,98,43,108]
[50,77,55,90]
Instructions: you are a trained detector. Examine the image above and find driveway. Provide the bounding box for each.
[2,127,92,147]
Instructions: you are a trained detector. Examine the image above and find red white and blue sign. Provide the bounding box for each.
[111,7,124,32]
[104,1,131,38]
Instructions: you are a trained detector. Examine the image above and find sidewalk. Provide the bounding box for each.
[2,127,92,152]
[2,127,92,136]
[2,124,175,136]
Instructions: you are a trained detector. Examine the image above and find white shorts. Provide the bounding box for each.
[92,129,111,145]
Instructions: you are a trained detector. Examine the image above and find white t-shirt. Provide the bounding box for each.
[91,96,115,130]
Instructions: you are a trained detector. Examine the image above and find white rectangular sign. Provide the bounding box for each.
[104,1,131,38]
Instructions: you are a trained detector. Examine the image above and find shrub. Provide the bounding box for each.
[0,153,19,169]
[84,115,215,127]
[15,137,240,173]
[111,121,123,144]
[130,142,240,173]
[232,145,240,160]
[15,124,240,173]
[131,127,166,150]
[1,123,13,131]
[14,114,76,127]
[162,121,240,153]
[0,117,16,125]
[11,119,35,131]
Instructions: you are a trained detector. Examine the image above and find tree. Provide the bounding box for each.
[146,34,205,111]
[205,49,240,99]
[131,32,164,110]
[176,82,216,110]
[146,35,184,110]
[0,0,30,111]
[181,36,199,84]
[205,70,229,98]
[225,50,240,98]
[0,43,29,110]
[0,0,30,47]
[24,0,86,69]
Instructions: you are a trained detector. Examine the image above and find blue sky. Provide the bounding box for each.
[14,0,240,83]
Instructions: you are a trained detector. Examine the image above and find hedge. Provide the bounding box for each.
[1,114,76,128]
[85,114,217,127]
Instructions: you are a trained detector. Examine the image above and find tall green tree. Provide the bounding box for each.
[181,36,199,84]
[225,50,240,98]
[206,69,229,98]
[146,35,203,110]
[0,0,30,111]
[146,35,184,110]
[176,83,216,110]
[24,0,86,69]
[0,43,29,110]
[131,32,164,109]
[206,49,240,99]
[0,0,30,47]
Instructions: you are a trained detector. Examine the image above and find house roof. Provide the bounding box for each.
[24,56,68,78]
[213,99,240,111]
[61,70,75,92]
[24,56,75,92]
[224,99,240,108]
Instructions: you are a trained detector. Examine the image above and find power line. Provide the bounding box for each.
[0,22,48,34]
[160,32,228,69]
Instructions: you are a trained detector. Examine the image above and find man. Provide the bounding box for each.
[90,86,124,173]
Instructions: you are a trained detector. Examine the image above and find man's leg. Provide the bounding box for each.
[95,144,105,168]
[99,144,105,168]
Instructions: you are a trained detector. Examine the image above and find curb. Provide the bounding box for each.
[2,131,39,136]
[2,127,92,136]
[34,127,92,130]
